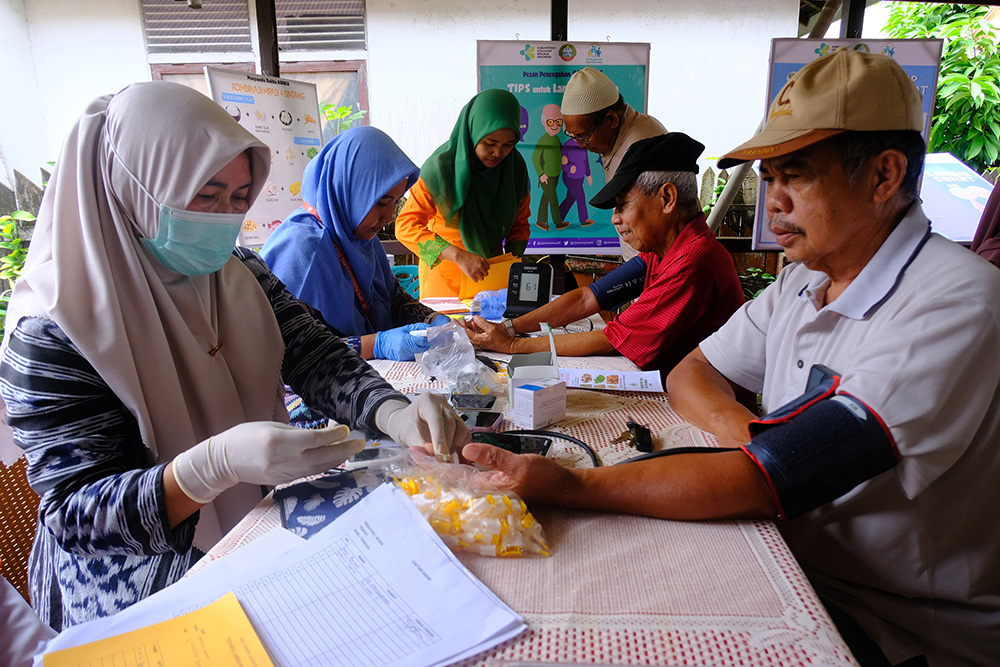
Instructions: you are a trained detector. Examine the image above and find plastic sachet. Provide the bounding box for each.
[370,449,551,558]
[418,320,502,396]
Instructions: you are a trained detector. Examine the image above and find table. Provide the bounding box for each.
[197,355,857,666]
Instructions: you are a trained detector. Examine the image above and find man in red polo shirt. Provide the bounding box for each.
[464,132,743,377]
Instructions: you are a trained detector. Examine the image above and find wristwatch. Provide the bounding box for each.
[502,318,516,337]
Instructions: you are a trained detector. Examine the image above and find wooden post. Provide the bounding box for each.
[551,0,568,41]
[254,0,280,77]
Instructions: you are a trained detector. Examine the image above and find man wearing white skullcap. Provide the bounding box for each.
[561,66,666,259]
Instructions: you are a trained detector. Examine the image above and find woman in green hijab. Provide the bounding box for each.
[396,89,531,297]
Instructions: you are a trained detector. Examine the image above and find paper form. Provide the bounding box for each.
[38,485,525,667]
[42,592,273,667]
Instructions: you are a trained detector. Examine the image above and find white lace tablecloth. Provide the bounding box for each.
[199,362,857,666]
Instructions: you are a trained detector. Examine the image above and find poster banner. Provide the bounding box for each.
[478,40,651,255]
[751,38,943,250]
[205,67,322,247]
[919,153,994,243]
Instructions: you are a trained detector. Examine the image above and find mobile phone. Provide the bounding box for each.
[471,431,552,456]
[451,394,497,410]
[456,410,504,430]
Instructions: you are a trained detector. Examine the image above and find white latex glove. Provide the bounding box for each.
[172,421,365,503]
[375,394,471,461]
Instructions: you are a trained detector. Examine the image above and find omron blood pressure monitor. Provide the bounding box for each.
[504,263,554,318]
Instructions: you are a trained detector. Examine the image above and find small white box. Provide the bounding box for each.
[512,378,567,429]
[508,323,560,408]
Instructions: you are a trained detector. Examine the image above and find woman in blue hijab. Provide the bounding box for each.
[263,126,450,361]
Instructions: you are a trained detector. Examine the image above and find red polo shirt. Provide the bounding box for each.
[603,215,744,375]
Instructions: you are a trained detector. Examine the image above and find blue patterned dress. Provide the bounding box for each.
[0,248,405,630]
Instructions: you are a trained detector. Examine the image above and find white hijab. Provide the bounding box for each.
[2,82,287,548]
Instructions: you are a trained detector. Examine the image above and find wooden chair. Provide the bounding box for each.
[0,456,39,603]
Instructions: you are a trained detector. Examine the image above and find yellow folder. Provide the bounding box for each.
[43,592,274,667]
[459,253,520,299]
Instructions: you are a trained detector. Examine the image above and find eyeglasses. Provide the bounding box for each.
[564,116,604,147]
[545,118,563,128]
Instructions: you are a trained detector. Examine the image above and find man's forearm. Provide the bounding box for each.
[510,329,616,357]
[666,348,757,449]
[512,287,599,333]
[543,450,776,520]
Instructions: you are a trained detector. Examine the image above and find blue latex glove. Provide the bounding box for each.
[373,323,432,361]
[430,314,452,326]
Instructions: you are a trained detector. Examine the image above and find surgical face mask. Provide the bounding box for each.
[140,206,244,276]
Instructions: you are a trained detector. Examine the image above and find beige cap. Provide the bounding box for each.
[718,48,923,168]
[561,67,620,115]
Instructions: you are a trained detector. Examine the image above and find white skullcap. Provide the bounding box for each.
[560,67,620,115]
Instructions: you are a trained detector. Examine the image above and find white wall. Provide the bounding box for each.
[365,0,548,167]
[0,0,47,188]
[1,0,148,187]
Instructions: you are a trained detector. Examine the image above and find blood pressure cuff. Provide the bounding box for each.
[742,390,899,520]
[588,255,646,311]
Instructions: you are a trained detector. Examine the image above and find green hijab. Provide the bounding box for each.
[420,89,529,258]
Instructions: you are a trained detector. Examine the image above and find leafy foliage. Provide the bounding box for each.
[740,267,776,300]
[0,211,34,336]
[320,103,368,136]
[884,3,1000,172]
[702,175,727,215]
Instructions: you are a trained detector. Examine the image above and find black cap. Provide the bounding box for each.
[589,132,704,209]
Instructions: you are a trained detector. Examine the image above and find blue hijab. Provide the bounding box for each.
[262,127,419,335]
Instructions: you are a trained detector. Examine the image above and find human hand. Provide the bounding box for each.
[570,165,577,175]
[539,174,549,184]
[464,315,514,353]
[452,248,490,282]
[376,394,471,461]
[461,441,580,505]
[172,422,365,503]
[373,323,431,361]
[587,175,593,186]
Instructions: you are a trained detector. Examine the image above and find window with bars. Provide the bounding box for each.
[138,0,366,55]
[278,0,365,52]
[140,0,253,55]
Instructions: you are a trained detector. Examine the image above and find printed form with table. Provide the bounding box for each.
[33,304,858,667]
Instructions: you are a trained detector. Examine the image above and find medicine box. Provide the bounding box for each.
[512,378,566,429]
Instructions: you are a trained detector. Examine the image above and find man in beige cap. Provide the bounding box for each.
[561,66,666,259]
[464,48,1000,667]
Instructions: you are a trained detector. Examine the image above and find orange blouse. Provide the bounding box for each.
[395,177,531,297]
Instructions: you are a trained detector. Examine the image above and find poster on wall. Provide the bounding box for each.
[478,40,651,255]
[751,38,943,250]
[205,67,323,247]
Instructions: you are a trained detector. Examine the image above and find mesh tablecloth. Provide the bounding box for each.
[198,363,857,666]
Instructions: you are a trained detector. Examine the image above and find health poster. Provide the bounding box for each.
[205,67,323,247]
[478,40,651,255]
[751,38,942,250]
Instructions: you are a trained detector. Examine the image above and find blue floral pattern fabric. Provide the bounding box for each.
[276,469,385,539]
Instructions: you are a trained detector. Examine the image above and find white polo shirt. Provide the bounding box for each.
[701,203,1000,666]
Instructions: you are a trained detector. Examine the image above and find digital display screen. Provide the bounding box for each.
[519,273,540,302]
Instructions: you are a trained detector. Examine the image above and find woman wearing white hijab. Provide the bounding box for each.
[0,82,468,630]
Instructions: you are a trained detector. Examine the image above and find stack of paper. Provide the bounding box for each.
[36,484,525,667]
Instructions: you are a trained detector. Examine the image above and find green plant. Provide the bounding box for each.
[884,3,1000,172]
[702,175,727,215]
[0,210,34,335]
[740,266,776,300]
[320,103,367,136]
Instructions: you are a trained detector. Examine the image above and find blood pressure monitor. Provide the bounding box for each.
[504,263,553,318]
